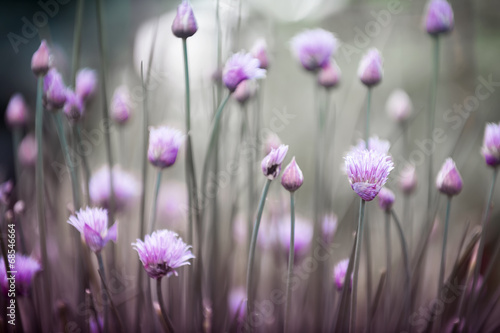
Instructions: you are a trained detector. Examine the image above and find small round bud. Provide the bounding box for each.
[318,61,341,89]
[378,187,395,211]
[75,68,98,101]
[44,68,67,110]
[148,126,184,168]
[281,157,304,192]
[436,158,462,196]
[171,1,198,39]
[358,48,383,87]
[481,122,500,168]
[110,86,132,124]
[250,39,269,69]
[6,94,29,128]
[19,134,37,167]
[31,40,51,76]
[424,0,454,36]
[399,164,417,195]
[386,89,412,122]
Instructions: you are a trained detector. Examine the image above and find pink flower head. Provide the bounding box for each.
[358,48,383,87]
[264,132,282,156]
[378,187,395,211]
[250,38,269,69]
[44,68,67,110]
[399,164,417,195]
[481,123,500,167]
[18,134,37,167]
[334,259,352,291]
[132,229,195,279]
[290,29,338,72]
[171,0,198,39]
[63,89,84,122]
[278,216,313,259]
[355,136,391,155]
[233,81,256,105]
[222,52,266,92]
[68,207,118,253]
[281,156,304,192]
[345,149,394,201]
[148,126,184,168]
[110,85,132,124]
[76,68,98,101]
[318,61,341,89]
[322,214,338,244]
[0,254,41,296]
[386,89,412,122]
[5,93,28,127]
[89,166,141,211]
[261,144,289,180]
[424,0,454,35]
[436,158,462,196]
[31,40,51,76]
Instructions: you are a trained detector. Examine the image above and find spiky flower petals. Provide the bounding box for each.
[334,259,351,291]
[0,254,41,296]
[424,0,454,36]
[261,144,289,180]
[68,207,117,253]
[386,89,412,122]
[148,126,184,168]
[358,48,383,87]
[481,123,500,167]
[31,40,51,76]
[290,29,338,72]
[378,187,395,211]
[222,52,266,92]
[44,68,67,110]
[345,149,394,201]
[76,68,98,101]
[5,93,28,128]
[132,229,195,279]
[171,0,198,39]
[436,158,462,196]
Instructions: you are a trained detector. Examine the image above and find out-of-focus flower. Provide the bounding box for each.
[5,94,28,128]
[31,40,50,76]
[278,216,313,259]
[233,81,256,105]
[290,29,338,72]
[132,229,194,279]
[481,123,500,167]
[250,39,269,69]
[334,258,351,291]
[378,187,395,211]
[345,149,394,201]
[264,132,282,156]
[171,0,198,39]
[281,157,304,192]
[13,201,25,216]
[159,182,188,228]
[148,126,184,168]
[18,134,37,167]
[322,214,338,244]
[436,158,462,196]
[63,89,84,122]
[110,86,132,125]
[354,136,391,155]
[0,181,13,205]
[89,315,103,333]
[89,166,141,211]
[318,61,341,89]
[76,68,98,101]
[261,144,289,180]
[386,89,412,122]
[0,254,41,296]
[44,68,67,110]
[399,164,417,195]
[358,48,383,87]
[424,0,454,36]
[68,207,118,253]
[222,52,266,92]
[228,287,246,319]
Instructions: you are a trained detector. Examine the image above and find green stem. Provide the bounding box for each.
[246,179,272,326]
[438,197,452,294]
[350,199,366,333]
[76,124,92,205]
[148,170,162,233]
[96,252,108,332]
[284,192,295,332]
[70,0,85,84]
[384,211,391,325]
[365,88,372,145]
[12,128,22,188]
[157,278,176,333]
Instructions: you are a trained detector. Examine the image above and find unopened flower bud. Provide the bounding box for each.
[110,86,132,124]
[436,158,462,196]
[399,164,417,195]
[75,68,98,101]
[481,122,500,167]
[63,89,84,122]
[281,157,304,192]
[378,187,395,211]
[44,68,67,110]
[251,39,269,69]
[424,0,454,36]
[318,61,341,89]
[31,40,51,76]
[6,94,29,128]
[19,134,37,167]
[171,1,198,39]
[358,48,383,87]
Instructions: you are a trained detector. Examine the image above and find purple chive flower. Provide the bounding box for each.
[281,157,304,192]
[290,29,338,72]
[334,259,352,291]
[378,187,395,211]
[5,93,29,128]
[345,149,394,201]
[76,68,98,101]
[148,126,184,168]
[18,134,37,167]
[322,214,338,244]
[386,89,412,122]
[233,81,256,105]
[171,0,198,39]
[481,123,500,167]
[132,229,195,279]
[110,86,132,124]
[68,207,118,253]
[89,166,141,211]
[318,61,341,89]
[424,0,454,36]
[63,89,84,122]
[436,158,463,196]
[0,181,13,205]
[228,287,246,319]
[31,40,51,76]
[223,52,266,92]
[358,48,383,87]
[261,144,289,180]
[264,132,282,156]
[0,254,41,296]
[355,136,391,155]
[44,68,67,110]
[251,38,269,69]
[399,164,417,195]
[278,216,313,259]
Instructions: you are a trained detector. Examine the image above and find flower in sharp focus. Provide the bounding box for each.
[345,149,394,201]
[378,187,395,211]
[171,0,198,39]
[31,40,51,76]
[251,38,269,69]
[322,214,338,244]
[318,61,341,89]
[63,89,84,122]
[290,29,338,72]
[110,85,132,125]
[399,164,417,195]
[76,68,98,101]
[424,0,454,36]
[132,229,195,279]
[18,134,37,167]
[0,254,41,296]
[5,93,28,128]
[481,122,500,167]
[67,207,118,253]
[386,89,412,122]
[281,157,304,192]
[334,259,352,291]
[44,68,67,110]
[261,144,289,180]
[358,48,383,87]
[222,52,266,92]
[148,126,184,168]
[436,158,463,196]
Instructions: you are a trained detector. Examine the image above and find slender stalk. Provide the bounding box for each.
[97,266,124,332]
[70,0,85,84]
[157,278,176,333]
[365,88,372,144]
[384,211,392,325]
[350,199,366,333]
[148,170,163,233]
[284,192,296,332]
[247,109,255,255]
[438,196,452,294]
[76,124,92,204]
[12,128,22,188]
[96,252,108,332]
[364,89,373,332]
[246,179,272,326]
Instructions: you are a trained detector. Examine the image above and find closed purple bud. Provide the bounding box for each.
[378,187,395,211]
[233,81,256,105]
[6,93,29,127]
[436,158,462,196]
[481,123,500,167]
[171,0,198,39]
[63,89,84,122]
[148,126,184,168]
[76,68,98,101]
[223,52,266,92]
[318,61,341,89]
[334,259,352,291]
[44,68,67,110]
[424,0,454,36]
[386,89,412,122]
[31,40,51,76]
[281,157,304,192]
[290,29,338,72]
[251,39,269,69]
[261,144,289,180]
[399,164,417,195]
[358,48,383,87]
[18,134,37,167]
[110,86,132,124]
